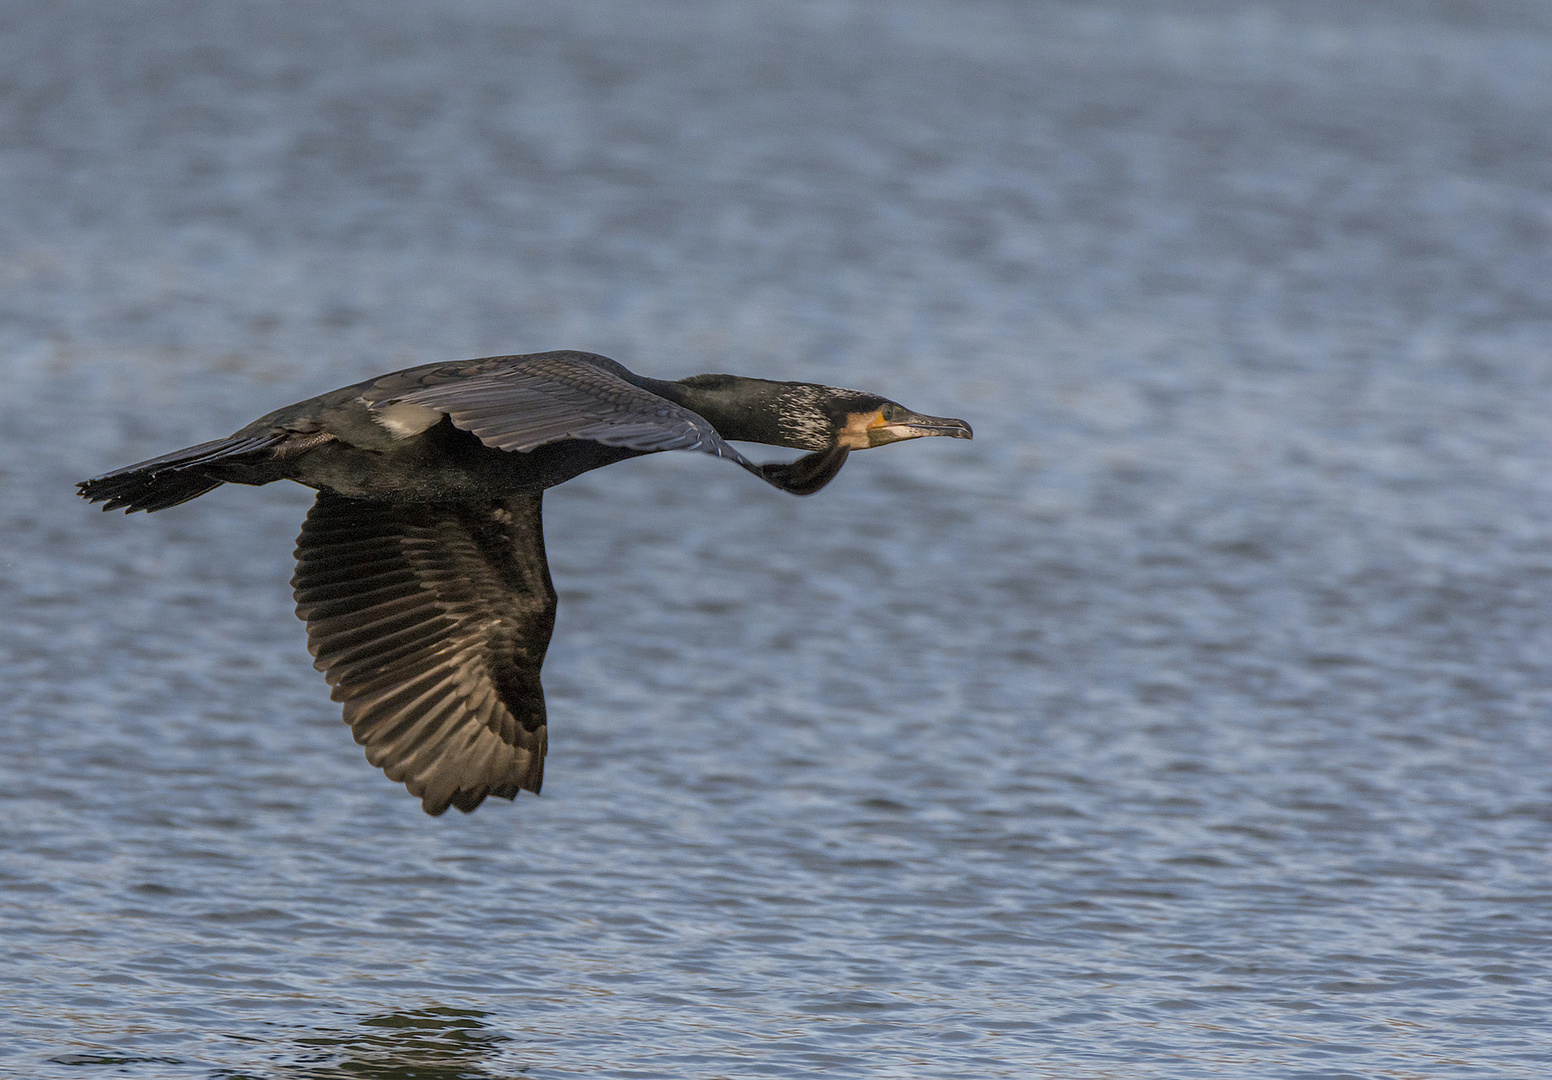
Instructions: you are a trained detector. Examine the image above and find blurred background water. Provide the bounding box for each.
[3,1,1552,1076]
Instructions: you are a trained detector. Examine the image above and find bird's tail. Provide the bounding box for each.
[78,431,289,513]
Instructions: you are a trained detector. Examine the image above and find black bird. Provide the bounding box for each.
[79,351,972,814]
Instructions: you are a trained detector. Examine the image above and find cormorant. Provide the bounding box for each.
[79,350,972,814]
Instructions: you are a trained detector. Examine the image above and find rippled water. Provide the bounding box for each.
[4,1,1552,1076]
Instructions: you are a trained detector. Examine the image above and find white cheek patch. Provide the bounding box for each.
[370,400,445,439]
[836,413,877,450]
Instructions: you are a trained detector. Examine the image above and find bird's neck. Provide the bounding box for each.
[641,374,829,451]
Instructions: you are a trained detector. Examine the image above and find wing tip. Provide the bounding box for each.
[755,446,850,496]
[422,783,530,816]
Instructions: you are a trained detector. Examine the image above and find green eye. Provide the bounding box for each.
[879,405,896,422]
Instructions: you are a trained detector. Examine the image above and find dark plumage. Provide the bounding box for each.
[79,350,972,814]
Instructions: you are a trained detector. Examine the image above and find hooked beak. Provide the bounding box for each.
[869,409,974,447]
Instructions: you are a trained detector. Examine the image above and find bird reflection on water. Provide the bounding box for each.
[214,1007,514,1080]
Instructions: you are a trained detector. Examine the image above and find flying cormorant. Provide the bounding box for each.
[79,350,972,814]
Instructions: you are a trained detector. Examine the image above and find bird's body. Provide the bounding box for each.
[80,351,971,814]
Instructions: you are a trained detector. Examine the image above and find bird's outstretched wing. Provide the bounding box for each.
[362,350,759,464]
[360,351,849,495]
[292,490,554,815]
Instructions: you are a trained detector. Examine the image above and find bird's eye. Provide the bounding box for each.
[880,405,896,422]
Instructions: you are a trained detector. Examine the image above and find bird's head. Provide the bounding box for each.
[668,374,972,495]
[745,385,973,495]
[775,385,974,452]
[836,393,974,450]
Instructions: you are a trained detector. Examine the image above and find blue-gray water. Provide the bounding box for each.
[4,1,1552,1076]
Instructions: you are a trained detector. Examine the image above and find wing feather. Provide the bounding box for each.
[292,491,555,814]
[360,351,759,469]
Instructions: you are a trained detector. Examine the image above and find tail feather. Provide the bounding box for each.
[78,432,287,513]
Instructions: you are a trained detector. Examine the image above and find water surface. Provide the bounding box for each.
[3,1,1552,1076]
